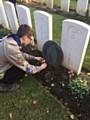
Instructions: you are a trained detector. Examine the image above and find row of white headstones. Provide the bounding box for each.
[47,0,90,17]
[18,0,90,17]
[0,0,90,75]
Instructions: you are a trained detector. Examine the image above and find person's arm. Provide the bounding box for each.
[22,52,45,62]
[4,38,47,73]
[22,52,35,60]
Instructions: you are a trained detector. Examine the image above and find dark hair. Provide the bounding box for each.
[9,0,16,4]
[17,24,33,38]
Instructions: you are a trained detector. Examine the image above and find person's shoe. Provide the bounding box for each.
[0,83,19,92]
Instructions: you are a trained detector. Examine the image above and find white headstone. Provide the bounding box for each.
[61,0,70,12]
[76,0,89,16]
[16,5,32,28]
[34,11,53,51]
[47,0,53,9]
[4,1,19,33]
[0,0,9,29]
[61,19,90,74]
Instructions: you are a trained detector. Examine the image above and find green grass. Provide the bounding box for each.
[70,0,77,10]
[0,75,73,120]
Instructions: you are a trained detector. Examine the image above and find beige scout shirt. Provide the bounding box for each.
[0,36,42,74]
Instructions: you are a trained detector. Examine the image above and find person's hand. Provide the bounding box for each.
[26,63,47,74]
[40,63,47,70]
[35,57,45,63]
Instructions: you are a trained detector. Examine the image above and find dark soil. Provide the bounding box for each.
[34,66,90,120]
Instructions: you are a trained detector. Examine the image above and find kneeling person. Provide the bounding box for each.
[0,24,47,91]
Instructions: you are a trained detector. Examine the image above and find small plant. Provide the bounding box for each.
[0,25,11,38]
[68,77,90,102]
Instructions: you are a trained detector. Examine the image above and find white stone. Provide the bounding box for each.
[16,5,32,28]
[61,0,70,12]
[0,0,9,29]
[47,0,53,9]
[76,0,89,16]
[4,1,19,33]
[34,11,53,51]
[61,19,90,74]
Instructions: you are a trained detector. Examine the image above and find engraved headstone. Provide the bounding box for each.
[61,19,90,74]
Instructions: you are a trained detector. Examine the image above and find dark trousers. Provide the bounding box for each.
[0,66,25,84]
